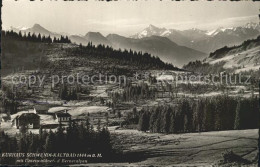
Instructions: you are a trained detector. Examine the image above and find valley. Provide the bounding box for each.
[0,28,259,166]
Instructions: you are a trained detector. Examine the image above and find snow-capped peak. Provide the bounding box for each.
[131,22,260,39]
[244,22,259,29]
[206,27,235,36]
[9,26,29,32]
[131,24,167,39]
[148,24,159,30]
[206,29,218,36]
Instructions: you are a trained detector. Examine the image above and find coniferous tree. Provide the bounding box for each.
[97,119,101,132]
[138,110,149,132]
[234,100,241,130]
[163,107,171,133]
[169,110,176,133]
[44,130,56,152]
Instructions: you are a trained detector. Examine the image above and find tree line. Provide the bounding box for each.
[67,42,179,70]
[109,83,157,103]
[2,30,71,43]
[58,84,82,101]
[1,86,19,115]
[137,96,259,133]
[209,35,260,59]
[0,120,113,165]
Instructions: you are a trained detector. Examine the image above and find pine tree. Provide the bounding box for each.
[138,110,149,132]
[184,115,189,132]
[18,137,28,153]
[163,107,171,133]
[44,130,56,152]
[19,124,28,136]
[234,100,241,130]
[29,135,38,152]
[169,110,176,133]
[85,117,90,131]
[37,33,41,42]
[149,108,157,132]
[56,122,65,152]
[97,119,101,132]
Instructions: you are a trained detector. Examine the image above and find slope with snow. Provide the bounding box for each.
[130,24,168,39]
[205,36,260,73]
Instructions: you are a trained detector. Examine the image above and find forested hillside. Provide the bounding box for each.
[183,35,260,74]
[2,30,180,76]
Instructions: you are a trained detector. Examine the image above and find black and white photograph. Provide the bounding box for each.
[0,0,260,166]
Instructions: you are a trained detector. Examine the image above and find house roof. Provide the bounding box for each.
[56,112,71,117]
[17,113,40,120]
[34,105,49,111]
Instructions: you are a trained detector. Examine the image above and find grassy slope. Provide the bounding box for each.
[110,128,258,166]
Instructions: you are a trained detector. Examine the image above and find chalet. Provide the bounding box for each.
[14,113,40,129]
[55,110,71,123]
[33,105,49,114]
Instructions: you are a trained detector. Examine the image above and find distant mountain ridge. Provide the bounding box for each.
[10,24,62,38]
[84,32,111,46]
[9,24,205,67]
[9,23,259,67]
[131,23,260,53]
[70,32,207,66]
[106,34,206,66]
[69,32,112,46]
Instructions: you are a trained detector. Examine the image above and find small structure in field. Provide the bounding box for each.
[14,113,40,129]
[55,110,71,123]
[33,105,50,114]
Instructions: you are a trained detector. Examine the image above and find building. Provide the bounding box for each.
[55,110,71,123]
[33,105,49,114]
[14,113,40,129]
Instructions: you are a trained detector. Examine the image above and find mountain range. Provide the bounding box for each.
[106,34,205,66]
[70,32,111,46]
[10,24,61,38]
[8,22,260,67]
[131,23,260,53]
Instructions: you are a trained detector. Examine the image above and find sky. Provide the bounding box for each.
[2,0,260,36]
